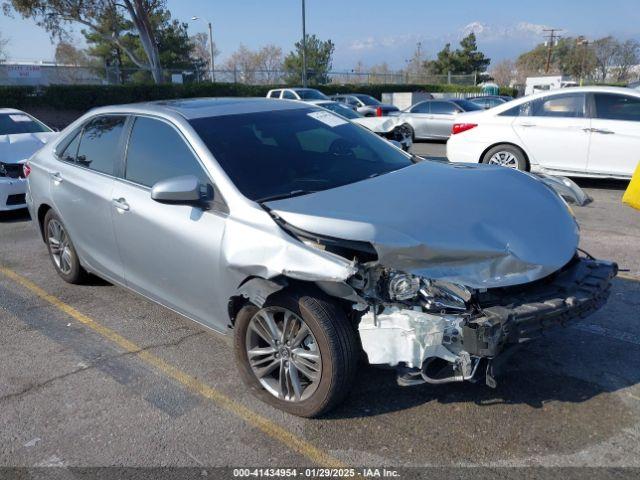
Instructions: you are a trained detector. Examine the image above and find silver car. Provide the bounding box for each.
[27,98,616,417]
[399,98,483,140]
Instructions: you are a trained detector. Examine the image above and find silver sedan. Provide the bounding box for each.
[398,98,483,140]
[26,98,616,417]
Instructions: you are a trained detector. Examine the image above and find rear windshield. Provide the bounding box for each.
[0,113,51,135]
[452,99,483,111]
[319,102,362,119]
[354,94,381,106]
[296,89,328,100]
[190,108,413,202]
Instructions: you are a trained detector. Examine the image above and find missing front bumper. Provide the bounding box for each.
[360,256,617,387]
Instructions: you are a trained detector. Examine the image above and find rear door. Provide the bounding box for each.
[428,101,459,138]
[587,92,640,177]
[512,92,591,174]
[111,115,228,331]
[50,115,127,282]
[405,101,430,138]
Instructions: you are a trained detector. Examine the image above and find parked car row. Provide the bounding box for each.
[22,96,617,418]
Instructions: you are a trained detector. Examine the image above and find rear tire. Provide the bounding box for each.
[234,288,359,417]
[44,210,87,284]
[481,144,528,171]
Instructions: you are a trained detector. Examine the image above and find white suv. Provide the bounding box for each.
[447,86,640,179]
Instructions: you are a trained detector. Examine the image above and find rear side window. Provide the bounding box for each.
[531,93,586,118]
[75,116,127,175]
[430,102,458,114]
[594,93,640,121]
[410,102,430,114]
[282,90,297,99]
[268,90,281,98]
[59,132,81,163]
[125,116,208,188]
[501,101,534,117]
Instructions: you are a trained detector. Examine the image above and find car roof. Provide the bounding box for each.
[84,97,309,120]
[0,108,26,115]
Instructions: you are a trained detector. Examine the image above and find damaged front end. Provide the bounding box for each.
[349,254,617,387]
[265,160,618,389]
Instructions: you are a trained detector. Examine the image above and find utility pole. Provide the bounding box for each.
[301,0,307,87]
[543,28,562,74]
[208,21,215,82]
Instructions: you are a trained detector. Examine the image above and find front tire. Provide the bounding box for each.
[234,288,358,417]
[481,144,528,171]
[44,210,87,284]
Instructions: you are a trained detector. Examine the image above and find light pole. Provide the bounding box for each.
[192,16,215,82]
[301,0,307,87]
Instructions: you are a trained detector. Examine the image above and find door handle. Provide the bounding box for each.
[112,198,130,212]
[519,123,536,127]
[50,172,63,183]
[592,128,615,135]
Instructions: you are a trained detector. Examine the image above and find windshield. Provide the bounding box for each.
[354,94,381,106]
[296,89,328,100]
[452,99,483,111]
[319,102,363,119]
[190,108,413,202]
[0,113,51,135]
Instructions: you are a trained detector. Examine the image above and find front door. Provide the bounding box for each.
[111,116,228,331]
[513,92,591,174]
[587,92,640,177]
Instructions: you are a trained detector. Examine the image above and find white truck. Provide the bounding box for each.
[525,76,578,96]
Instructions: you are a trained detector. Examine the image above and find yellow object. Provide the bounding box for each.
[623,162,640,211]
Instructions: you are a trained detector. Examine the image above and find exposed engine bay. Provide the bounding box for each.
[346,255,616,387]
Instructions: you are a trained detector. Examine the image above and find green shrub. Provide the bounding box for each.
[0,83,518,110]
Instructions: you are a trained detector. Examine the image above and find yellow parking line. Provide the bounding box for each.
[0,266,346,468]
[618,272,640,282]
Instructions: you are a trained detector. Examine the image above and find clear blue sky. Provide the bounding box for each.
[1,0,639,69]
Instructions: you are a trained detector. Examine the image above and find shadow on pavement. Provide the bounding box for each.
[574,178,629,191]
[328,278,640,420]
[0,208,31,223]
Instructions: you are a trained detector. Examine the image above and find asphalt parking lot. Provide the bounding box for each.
[1,153,639,473]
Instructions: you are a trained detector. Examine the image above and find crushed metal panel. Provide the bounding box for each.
[267,161,579,288]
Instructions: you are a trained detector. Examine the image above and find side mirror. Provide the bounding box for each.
[151,175,207,206]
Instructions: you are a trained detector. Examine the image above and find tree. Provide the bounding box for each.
[3,0,167,83]
[190,31,219,80]
[223,44,282,84]
[283,34,334,85]
[613,39,640,82]
[592,36,619,82]
[55,41,89,65]
[516,37,597,82]
[490,59,515,86]
[425,33,490,75]
[0,31,8,61]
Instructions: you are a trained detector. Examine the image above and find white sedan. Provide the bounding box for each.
[447,86,640,179]
[0,109,57,211]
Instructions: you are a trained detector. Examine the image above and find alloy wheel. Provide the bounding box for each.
[488,150,519,168]
[245,307,322,402]
[47,219,73,275]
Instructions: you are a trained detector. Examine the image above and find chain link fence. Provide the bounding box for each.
[0,62,478,86]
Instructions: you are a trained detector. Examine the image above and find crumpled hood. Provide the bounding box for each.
[0,132,58,164]
[267,161,579,288]
[352,116,399,133]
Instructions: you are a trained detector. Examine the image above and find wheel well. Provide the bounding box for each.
[227,277,356,328]
[479,142,530,171]
[36,204,52,241]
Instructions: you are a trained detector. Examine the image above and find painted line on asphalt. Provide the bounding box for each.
[571,323,640,347]
[618,272,640,282]
[0,266,346,469]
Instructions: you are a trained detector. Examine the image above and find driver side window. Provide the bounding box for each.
[125,116,209,188]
